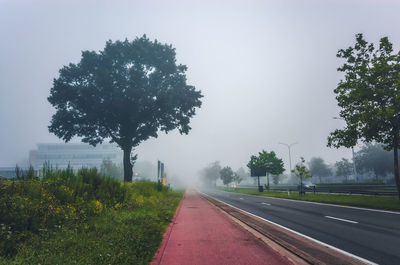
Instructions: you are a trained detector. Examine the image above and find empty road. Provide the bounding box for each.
[201,189,400,265]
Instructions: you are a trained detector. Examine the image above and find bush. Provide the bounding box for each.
[0,168,183,263]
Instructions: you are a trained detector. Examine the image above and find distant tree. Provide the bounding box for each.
[354,144,392,182]
[48,35,203,182]
[232,172,243,186]
[335,158,354,182]
[272,174,280,185]
[308,157,332,183]
[327,33,400,198]
[291,157,312,195]
[247,150,284,190]
[220,166,234,187]
[259,151,285,189]
[100,159,123,181]
[235,167,249,182]
[200,161,221,187]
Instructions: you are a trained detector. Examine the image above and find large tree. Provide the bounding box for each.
[327,33,400,197]
[48,36,202,182]
[308,157,332,183]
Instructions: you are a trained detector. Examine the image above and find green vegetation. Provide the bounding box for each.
[221,188,400,211]
[247,150,284,189]
[48,35,202,182]
[291,157,312,195]
[0,168,182,264]
[327,33,400,197]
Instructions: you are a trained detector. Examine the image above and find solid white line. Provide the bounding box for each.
[325,216,358,224]
[199,191,378,265]
[261,202,271,205]
[218,189,400,215]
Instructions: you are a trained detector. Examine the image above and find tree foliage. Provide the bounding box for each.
[219,166,234,186]
[308,157,332,183]
[247,150,284,188]
[327,33,400,197]
[48,35,203,182]
[291,157,312,195]
[354,144,392,181]
[335,158,354,182]
[100,159,123,181]
[199,161,221,187]
[247,150,284,175]
[232,172,243,186]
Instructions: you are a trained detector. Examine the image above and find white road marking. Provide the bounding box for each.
[239,197,243,200]
[199,191,378,265]
[325,216,358,224]
[261,202,271,205]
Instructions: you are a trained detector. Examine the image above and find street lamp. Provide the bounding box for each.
[332,117,358,181]
[279,142,298,174]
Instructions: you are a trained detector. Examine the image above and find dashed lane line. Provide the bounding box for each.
[325,216,358,224]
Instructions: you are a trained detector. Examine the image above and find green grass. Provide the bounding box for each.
[0,168,183,264]
[221,188,400,211]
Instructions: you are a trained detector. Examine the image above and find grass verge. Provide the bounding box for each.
[221,188,400,211]
[0,168,183,264]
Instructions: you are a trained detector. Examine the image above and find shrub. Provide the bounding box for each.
[0,167,182,264]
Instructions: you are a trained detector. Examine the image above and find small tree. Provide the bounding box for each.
[308,157,332,183]
[335,158,353,182]
[257,150,285,190]
[48,35,203,182]
[232,172,243,187]
[235,167,249,183]
[220,166,234,187]
[292,157,312,195]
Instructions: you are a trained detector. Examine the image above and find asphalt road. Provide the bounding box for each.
[201,189,400,265]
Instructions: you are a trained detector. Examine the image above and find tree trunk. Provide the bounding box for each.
[123,145,133,182]
[267,173,270,190]
[393,138,400,199]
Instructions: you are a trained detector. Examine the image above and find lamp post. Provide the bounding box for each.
[332,117,358,181]
[279,142,298,174]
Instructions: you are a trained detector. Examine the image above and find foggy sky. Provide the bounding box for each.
[1,0,400,184]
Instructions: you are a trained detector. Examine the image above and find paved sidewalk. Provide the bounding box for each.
[152,190,292,265]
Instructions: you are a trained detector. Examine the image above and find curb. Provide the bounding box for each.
[151,191,185,265]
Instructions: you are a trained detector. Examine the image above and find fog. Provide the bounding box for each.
[1,0,400,186]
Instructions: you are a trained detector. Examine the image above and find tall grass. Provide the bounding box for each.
[0,168,183,264]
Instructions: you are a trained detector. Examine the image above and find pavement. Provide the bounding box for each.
[151,190,293,265]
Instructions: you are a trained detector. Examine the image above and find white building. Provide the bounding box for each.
[29,143,123,170]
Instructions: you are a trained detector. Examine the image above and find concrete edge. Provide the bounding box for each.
[151,191,185,265]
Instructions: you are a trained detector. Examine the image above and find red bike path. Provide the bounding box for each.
[151,190,293,265]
